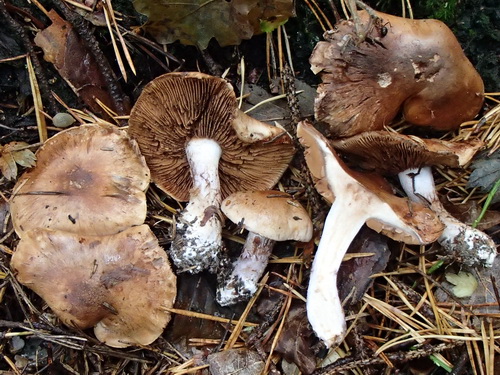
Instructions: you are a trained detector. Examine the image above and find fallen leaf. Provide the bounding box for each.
[467,150,500,203]
[165,273,244,354]
[0,142,36,180]
[207,348,264,375]
[442,198,500,231]
[133,0,295,49]
[273,303,317,375]
[338,226,390,305]
[34,10,118,116]
[445,272,478,298]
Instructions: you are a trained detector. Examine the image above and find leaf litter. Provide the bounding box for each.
[0,0,499,374]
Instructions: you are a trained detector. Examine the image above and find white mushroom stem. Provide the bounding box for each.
[307,198,365,348]
[170,138,223,273]
[299,122,435,348]
[399,167,497,267]
[217,232,275,306]
[297,121,444,348]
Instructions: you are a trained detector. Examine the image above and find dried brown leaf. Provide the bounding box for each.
[0,142,36,180]
[134,0,295,49]
[273,303,317,375]
[34,10,117,115]
[207,348,264,375]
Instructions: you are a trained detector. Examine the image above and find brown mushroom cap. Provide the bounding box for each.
[221,190,313,242]
[10,124,150,237]
[310,11,484,137]
[127,72,295,201]
[332,131,484,175]
[298,121,444,245]
[11,225,176,348]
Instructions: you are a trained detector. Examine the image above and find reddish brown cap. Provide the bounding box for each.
[332,131,484,175]
[128,72,295,201]
[221,190,313,242]
[10,124,149,237]
[311,11,484,137]
[11,225,176,348]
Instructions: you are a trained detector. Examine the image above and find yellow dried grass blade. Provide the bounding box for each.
[26,56,47,142]
[102,0,127,82]
[224,272,269,349]
[105,0,136,76]
[163,307,257,328]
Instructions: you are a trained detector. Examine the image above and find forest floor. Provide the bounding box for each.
[0,0,500,374]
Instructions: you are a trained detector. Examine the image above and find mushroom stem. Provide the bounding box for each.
[171,138,224,273]
[307,198,367,348]
[398,167,497,267]
[217,232,275,306]
[298,120,443,348]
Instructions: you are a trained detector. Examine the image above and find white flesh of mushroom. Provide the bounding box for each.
[298,122,432,348]
[170,138,223,273]
[217,232,275,306]
[399,167,497,267]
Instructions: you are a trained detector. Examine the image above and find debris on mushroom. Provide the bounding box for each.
[11,225,176,348]
[10,123,150,238]
[128,72,295,274]
[333,131,497,267]
[310,10,484,137]
[297,120,443,348]
[216,190,313,306]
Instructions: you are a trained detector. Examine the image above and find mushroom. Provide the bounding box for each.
[11,224,176,348]
[310,10,484,137]
[128,72,295,273]
[216,190,313,306]
[333,131,497,267]
[10,123,150,237]
[297,120,443,348]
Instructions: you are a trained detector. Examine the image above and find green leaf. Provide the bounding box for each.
[260,18,288,33]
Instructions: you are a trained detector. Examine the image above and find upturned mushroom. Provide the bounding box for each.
[128,72,295,273]
[297,121,443,348]
[11,225,176,348]
[216,190,313,306]
[333,131,496,267]
[10,123,150,237]
[310,10,484,137]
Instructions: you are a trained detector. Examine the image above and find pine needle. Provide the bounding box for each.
[26,56,47,142]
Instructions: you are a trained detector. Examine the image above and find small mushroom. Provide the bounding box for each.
[11,225,176,348]
[216,190,313,306]
[128,72,295,273]
[333,131,497,267]
[297,121,443,348]
[310,10,484,137]
[10,123,150,237]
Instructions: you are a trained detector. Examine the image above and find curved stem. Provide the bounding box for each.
[217,232,275,306]
[399,167,497,267]
[307,198,367,348]
[170,138,223,273]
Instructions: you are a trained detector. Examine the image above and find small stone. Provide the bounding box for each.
[52,112,75,128]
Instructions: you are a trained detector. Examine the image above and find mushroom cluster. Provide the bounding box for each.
[302,9,496,348]
[10,124,176,348]
[128,72,295,274]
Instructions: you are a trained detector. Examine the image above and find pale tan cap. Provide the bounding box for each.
[221,190,313,242]
[10,123,149,237]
